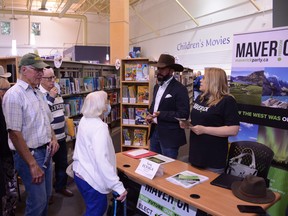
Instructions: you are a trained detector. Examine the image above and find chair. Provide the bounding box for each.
[225,141,274,186]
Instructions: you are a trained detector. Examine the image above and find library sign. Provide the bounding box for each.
[137,185,197,216]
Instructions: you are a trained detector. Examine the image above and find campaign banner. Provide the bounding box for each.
[137,184,197,216]
[231,27,288,130]
[231,27,288,216]
[232,27,288,67]
[237,104,288,129]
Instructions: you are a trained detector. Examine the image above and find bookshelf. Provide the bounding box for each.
[174,68,194,106]
[0,56,20,84]
[44,60,121,140]
[120,58,156,152]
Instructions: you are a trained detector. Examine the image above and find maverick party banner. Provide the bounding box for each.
[230,27,288,216]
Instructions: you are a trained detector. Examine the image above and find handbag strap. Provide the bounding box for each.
[229,148,256,168]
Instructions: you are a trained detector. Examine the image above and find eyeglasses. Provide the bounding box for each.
[0,88,9,91]
[42,76,56,81]
[28,66,44,74]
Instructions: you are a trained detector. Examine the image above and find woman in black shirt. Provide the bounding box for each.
[181,67,240,174]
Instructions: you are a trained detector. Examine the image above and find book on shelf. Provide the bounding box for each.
[124,64,136,81]
[128,107,135,124]
[166,170,209,188]
[137,85,149,104]
[122,107,129,124]
[64,97,83,116]
[59,78,71,95]
[135,108,148,125]
[128,86,136,102]
[123,149,157,159]
[97,76,105,90]
[122,85,129,103]
[123,128,132,146]
[133,129,147,146]
[83,77,94,92]
[136,63,149,81]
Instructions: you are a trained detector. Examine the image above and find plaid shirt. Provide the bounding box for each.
[2,79,53,150]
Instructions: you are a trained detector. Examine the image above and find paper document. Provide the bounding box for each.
[166,170,209,188]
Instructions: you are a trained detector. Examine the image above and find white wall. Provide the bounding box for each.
[129,0,273,72]
[0,13,109,57]
[0,0,273,72]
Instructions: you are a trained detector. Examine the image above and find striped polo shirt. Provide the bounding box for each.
[40,85,66,141]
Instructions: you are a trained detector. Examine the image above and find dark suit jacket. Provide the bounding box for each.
[149,77,190,148]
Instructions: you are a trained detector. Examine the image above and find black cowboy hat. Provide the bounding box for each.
[153,54,184,72]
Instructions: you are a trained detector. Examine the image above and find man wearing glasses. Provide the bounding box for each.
[2,53,59,216]
[40,68,74,199]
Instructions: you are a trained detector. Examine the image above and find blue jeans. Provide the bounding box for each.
[13,148,52,216]
[74,174,107,216]
[150,127,179,159]
[52,139,68,191]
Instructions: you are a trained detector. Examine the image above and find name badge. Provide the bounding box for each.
[135,158,161,179]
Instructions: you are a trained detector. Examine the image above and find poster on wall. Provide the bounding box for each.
[230,27,288,216]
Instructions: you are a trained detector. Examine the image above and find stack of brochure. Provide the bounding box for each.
[166,170,209,188]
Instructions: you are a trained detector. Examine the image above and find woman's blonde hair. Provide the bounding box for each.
[81,91,107,118]
[199,67,231,107]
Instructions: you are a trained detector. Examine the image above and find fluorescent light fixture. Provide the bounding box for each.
[12,39,17,55]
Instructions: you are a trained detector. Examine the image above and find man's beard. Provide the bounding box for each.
[157,74,171,85]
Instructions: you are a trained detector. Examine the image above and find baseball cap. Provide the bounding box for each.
[19,53,49,69]
[0,65,11,78]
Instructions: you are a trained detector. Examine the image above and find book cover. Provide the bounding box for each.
[123,128,132,146]
[136,64,149,81]
[122,85,129,102]
[166,170,209,188]
[128,86,136,100]
[124,64,136,81]
[83,77,94,91]
[133,129,147,146]
[137,85,149,104]
[128,107,135,124]
[135,107,148,125]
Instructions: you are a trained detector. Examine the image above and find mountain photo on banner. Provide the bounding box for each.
[230,67,288,108]
[261,67,288,109]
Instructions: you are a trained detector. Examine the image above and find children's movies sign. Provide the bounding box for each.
[137,185,197,216]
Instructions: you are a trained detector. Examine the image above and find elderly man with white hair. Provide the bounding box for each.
[40,67,73,199]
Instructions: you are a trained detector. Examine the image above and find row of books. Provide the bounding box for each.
[107,92,119,105]
[58,75,120,95]
[122,85,149,104]
[63,95,121,121]
[64,97,84,117]
[123,128,148,147]
[103,106,120,124]
[122,107,148,125]
[124,63,149,81]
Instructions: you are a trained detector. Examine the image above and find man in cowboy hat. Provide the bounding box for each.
[146,54,190,159]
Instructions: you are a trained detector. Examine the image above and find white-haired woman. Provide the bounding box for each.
[72,91,127,216]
